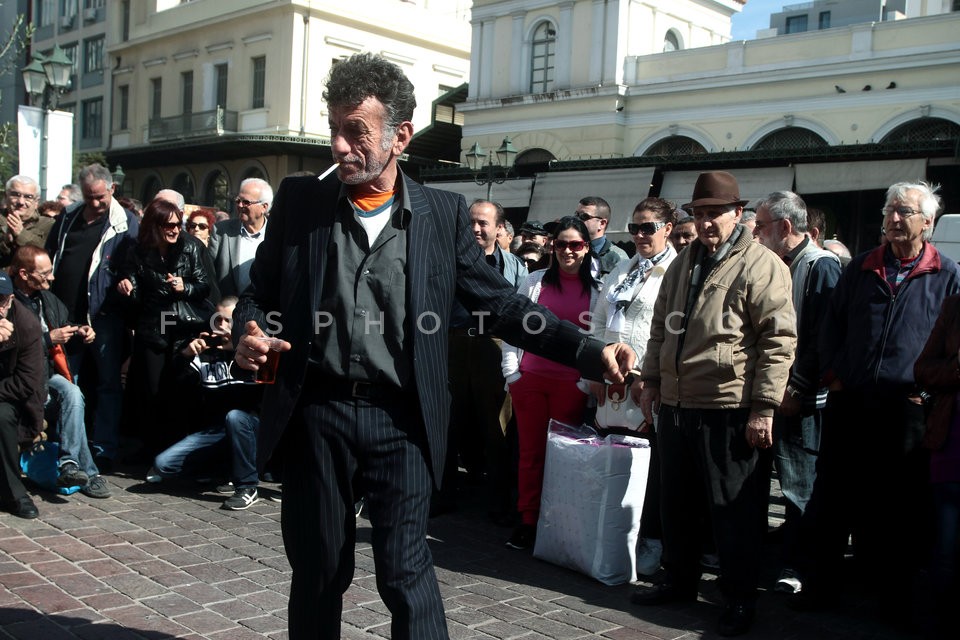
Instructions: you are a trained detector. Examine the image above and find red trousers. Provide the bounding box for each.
[510,371,587,525]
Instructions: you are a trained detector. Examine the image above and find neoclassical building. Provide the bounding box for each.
[95,0,471,209]
[430,0,960,252]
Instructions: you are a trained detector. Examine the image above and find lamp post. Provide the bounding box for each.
[19,44,74,200]
[111,165,126,197]
[464,137,518,200]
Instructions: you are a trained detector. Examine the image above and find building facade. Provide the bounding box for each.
[27,0,471,209]
[432,0,960,253]
[766,0,956,37]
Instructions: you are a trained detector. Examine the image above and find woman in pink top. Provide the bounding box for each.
[501,216,599,550]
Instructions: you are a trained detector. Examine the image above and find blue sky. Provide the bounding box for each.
[731,0,788,40]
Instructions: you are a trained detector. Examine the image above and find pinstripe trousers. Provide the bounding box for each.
[281,380,449,640]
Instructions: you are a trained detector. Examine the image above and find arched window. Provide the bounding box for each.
[643,136,706,156]
[241,166,266,182]
[530,21,556,94]
[140,175,161,205]
[663,30,681,52]
[752,128,828,150]
[171,172,196,204]
[881,117,960,144]
[202,169,230,211]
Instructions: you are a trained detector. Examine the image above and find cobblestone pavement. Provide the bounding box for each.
[0,467,921,639]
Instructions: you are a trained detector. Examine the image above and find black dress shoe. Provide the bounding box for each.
[718,604,755,637]
[630,582,698,606]
[8,496,39,519]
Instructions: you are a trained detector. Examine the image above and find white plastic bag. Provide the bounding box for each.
[533,420,650,585]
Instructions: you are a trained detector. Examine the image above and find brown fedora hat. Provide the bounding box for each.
[683,171,750,209]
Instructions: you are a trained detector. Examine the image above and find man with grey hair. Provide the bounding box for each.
[45,163,140,469]
[753,191,841,596]
[57,184,82,209]
[800,181,960,614]
[1,175,54,265]
[155,188,186,211]
[210,178,272,297]
[231,52,636,640]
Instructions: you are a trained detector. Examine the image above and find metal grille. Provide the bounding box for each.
[644,136,706,156]
[753,128,828,150]
[883,118,960,144]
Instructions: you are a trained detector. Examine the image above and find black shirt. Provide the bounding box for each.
[52,214,105,322]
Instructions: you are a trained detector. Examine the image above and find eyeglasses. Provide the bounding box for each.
[32,269,54,278]
[235,197,263,207]
[576,212,604,222]
[692,207,734,220]
[553,239,588,252]
[159,221,181,231]
[187,222,209,230]
[628,221,667,236]
[6,190,38,202]
[881,206,922,218]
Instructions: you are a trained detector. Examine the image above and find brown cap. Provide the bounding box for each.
[683,171,749,209]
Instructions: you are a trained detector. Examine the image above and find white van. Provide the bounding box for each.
[932,214,960,263]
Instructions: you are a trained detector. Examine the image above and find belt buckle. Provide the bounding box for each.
[352,381,372,400]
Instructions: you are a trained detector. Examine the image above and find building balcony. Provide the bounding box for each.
[148,106,238,142]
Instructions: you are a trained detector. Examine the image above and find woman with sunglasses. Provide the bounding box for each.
[501,216,600,550]
[588,197,677,574]
[117,198,213,459]
[186,209,216,248]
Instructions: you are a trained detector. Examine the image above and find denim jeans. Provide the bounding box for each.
[773,410,821,567]
[67,312,126,460]
[153,409,259,487]
[47,373,99,478]
[932,481,960,594]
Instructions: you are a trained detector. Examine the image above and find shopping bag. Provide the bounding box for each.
[533,420,650,585]
[20,442,83,495]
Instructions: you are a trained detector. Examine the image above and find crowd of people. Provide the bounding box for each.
[0,52,955,640]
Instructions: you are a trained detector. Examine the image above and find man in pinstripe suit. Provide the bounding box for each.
[233,53,637,640]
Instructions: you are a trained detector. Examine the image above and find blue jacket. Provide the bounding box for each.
[45,199,139,322]
[820,242,960,392]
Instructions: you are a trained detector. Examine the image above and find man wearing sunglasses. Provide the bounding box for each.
[1,175,55,267]
[635,171,796,637]
[210,178,273,298]
[575,196,628,279]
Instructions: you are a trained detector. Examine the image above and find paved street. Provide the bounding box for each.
[0,466,921,639]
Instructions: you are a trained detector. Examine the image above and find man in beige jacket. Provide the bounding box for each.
[634,171,796,637]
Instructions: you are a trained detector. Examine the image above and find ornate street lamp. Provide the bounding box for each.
[464,137,518,200]
[112,165,126,195]
[20,46,74,199]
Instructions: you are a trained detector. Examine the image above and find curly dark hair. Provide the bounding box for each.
[323,53,416,128]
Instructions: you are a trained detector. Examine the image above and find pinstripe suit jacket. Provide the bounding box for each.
[235,171,608,481]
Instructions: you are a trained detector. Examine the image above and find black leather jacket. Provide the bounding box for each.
[121,234,212,345]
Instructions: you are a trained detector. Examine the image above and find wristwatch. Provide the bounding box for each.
[786,384,802,400]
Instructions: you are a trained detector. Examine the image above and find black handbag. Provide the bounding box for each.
[173,297,216,329]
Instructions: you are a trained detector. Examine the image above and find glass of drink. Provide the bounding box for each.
[255,336,283,384]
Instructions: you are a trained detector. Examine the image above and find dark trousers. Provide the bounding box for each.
[658,405,772,605]
[773,409,821,569]
[801,390,931,593]
[639,429,662,540]
[442,334,514,513]
[281,378,448,640]
[0,403,27,504]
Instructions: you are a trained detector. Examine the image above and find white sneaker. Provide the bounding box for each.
[636,538,663,576]
[775,568,803,594]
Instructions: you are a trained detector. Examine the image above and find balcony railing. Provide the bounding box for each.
[148,106,238,141]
